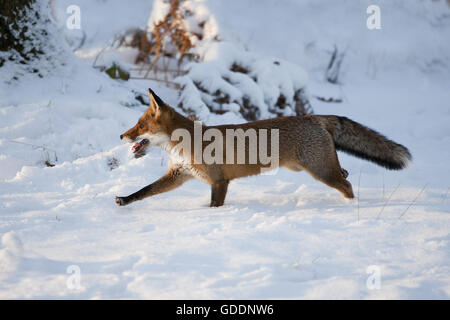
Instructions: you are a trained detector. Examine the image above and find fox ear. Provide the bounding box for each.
[148,88,164,113]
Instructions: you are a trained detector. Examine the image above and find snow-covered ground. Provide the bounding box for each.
[0,0,449,299]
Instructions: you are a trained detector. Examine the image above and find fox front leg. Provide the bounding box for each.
[210,179,229,207]
[115,169,191,206]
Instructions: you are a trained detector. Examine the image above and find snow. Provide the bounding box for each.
[0,0,449,299]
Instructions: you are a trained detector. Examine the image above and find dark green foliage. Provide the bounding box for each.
[0,0,50,73]
[105,64,130,81]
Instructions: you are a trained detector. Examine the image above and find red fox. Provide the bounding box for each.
[116,89,411,207]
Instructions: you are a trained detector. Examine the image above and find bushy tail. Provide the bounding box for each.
[318,115,412,170]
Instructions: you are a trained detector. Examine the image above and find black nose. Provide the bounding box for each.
[120,134,123,140]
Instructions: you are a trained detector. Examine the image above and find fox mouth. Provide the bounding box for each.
[132,138,149,157]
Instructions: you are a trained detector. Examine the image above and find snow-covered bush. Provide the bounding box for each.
[0,0,69,82]
[177,42,312,121]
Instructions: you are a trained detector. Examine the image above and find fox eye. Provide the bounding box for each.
[139,124,144,129]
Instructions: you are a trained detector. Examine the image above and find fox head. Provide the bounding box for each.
[120,89,175,144]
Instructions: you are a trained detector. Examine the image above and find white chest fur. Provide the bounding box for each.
[140,132,210,182]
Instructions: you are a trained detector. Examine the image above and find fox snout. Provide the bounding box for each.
[120,132,133,142]
[120,125,140,142]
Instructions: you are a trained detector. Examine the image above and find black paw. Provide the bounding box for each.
[115,196,127,206]
[210,201,224,207]
[341,168,349,179]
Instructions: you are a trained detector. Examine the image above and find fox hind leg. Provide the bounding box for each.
[309,163,354,199]
[297,136,354,199]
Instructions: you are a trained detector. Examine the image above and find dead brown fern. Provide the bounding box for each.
[144,0,195,77]
[118,0,201,83]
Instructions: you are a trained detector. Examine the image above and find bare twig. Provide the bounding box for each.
[357,169,362,222]
[72,30,86,51]
[376,183,400,219]
[313,95,343,103]
[130,67,187,75]
[398,184,428,219]
[7,139,56,153]
[325,45,346,84]
[6,139,58,165]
